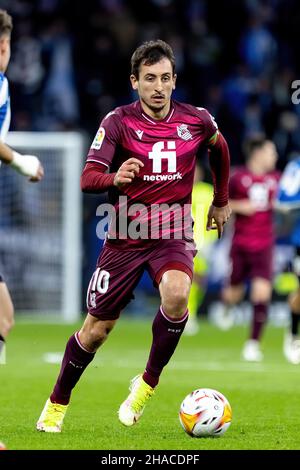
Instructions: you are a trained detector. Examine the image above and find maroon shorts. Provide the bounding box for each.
[86,238,196,320]
[229,244,273,286]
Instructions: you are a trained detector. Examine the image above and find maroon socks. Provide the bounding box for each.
[50,307,189,403]
[50,332,95,405]
[143,306,188,388]
[251,303,268,341]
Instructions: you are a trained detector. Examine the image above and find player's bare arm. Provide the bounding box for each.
[229,199,256,216]
[206,203,231,239]
[113,157,144,188]
[0,140,44,182]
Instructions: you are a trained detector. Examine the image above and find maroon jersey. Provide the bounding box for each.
[230,167,280,251]
[87,100,218,246]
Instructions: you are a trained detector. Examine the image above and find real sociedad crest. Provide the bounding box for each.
[177,124,193,141]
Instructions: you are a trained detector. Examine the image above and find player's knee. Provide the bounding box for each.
[250,287,271,304]
[251,294,269,305]
[162,290,189,318]
[222,286,243,305]
[250,279,271,304]
[0,320,14,337]
[7,314,15,333]
[0,306,15,337]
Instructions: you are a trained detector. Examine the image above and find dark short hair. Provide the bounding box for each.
[0,9,12,37]
[131,39,175,78]
[243,134,269,160]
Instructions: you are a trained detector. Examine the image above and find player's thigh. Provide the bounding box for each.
[86,244,145,321]
[222,284,245,304]
[0,281,14,336]
[147,239,195,316]
[289,287,300,314]
[147,238,196,289]
[250,277,272,304]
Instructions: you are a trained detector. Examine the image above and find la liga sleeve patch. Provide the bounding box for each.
[91,127,106,150]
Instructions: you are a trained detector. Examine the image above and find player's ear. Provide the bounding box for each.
[172,74,177,90]
[130,74,138,90]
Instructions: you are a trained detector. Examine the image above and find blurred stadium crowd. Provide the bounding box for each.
[1,0,300,167]
[1,0,300,315]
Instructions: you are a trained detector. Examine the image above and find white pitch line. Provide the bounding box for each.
[43,352,64,364]
[114,359,299,373]
[42,352,300,373]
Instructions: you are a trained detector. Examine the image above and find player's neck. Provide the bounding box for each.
[140,100,171,120]
[247,160,266,175]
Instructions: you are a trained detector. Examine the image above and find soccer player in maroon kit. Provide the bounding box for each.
[221,136,279,361]
[37,40,231,432]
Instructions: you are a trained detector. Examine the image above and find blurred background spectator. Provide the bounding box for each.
[1,0,298,162]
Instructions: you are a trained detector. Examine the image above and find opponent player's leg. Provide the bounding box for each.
[284,247,300,364]
[0,279,15,364]
[243,277,272,362]
[118,268,191,426]
[284,287,300,364]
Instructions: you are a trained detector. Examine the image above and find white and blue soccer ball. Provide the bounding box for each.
[179,388,232,437]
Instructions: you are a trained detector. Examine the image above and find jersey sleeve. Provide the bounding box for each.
[229,171,239,199]
[197,107,219,144]
[86,110,122,168]
[0,75,8,108]
[277,161,300,205]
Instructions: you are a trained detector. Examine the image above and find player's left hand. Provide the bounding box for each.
[206,203,231,239]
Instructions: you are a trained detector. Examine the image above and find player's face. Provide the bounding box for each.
[0,35,11,73]
[261,141,278,172]
[130,57,176,118]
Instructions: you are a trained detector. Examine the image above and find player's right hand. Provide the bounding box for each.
[206,203,231,239]
[10,151,44,181]
[28,162,44,182]
[113,157,144,188]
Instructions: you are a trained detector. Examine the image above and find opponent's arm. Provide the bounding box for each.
[81,158,144,193]
[206,131,231,238]
[0,140,44,181]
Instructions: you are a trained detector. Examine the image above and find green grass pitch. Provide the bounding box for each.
[1,317,300,450]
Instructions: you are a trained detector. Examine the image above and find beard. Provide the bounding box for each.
[141,96,167,114]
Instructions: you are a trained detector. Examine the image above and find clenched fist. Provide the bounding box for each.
[113,157,144,189]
